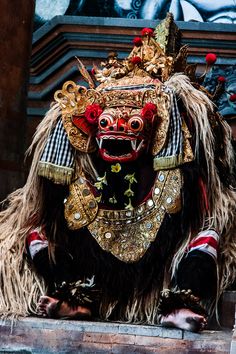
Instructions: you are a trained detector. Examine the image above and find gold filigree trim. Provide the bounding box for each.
[54,81,102,115]
[182,120,194,164]
[150,87,171,156]
[64,176,98,230]
[54,80,102,152]
[154,12,181,57]
[64,169,182,263]
[87,169,182,263]
[62,113,96,153]
[97,76,158,91]
[102,90,144,108]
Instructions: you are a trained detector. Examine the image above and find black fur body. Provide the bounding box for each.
[32,155,217,320]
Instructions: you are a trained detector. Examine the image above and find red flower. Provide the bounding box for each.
[85,104,103,124]
[141,103,157,121]
[141,28,154,37]
[91,68,96,75]
[205,53,217,65]
[229,94,236,102]
[133,37,143,47]
[131,56,142,65]
[217,76,226,83]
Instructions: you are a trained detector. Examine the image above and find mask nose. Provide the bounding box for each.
[117,118,127,132]
[109,118,127,132]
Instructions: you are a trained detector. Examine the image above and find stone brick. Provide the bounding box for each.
[0,317,233,354]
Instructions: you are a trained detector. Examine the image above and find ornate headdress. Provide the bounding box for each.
[38,13,197,184]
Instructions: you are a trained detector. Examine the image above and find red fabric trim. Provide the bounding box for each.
[27,231,45,246]
[198,177,209,212]
[189,236,218,250]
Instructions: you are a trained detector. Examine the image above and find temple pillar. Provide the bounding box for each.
[0,0,35,200]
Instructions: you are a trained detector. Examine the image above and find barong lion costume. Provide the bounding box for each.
[1,15,236,332]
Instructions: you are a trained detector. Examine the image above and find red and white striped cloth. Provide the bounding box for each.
[26,227,48,259]
[187,229,219,260]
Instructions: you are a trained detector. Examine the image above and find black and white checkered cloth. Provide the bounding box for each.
[38,119,75,184]
[154,87,183,169]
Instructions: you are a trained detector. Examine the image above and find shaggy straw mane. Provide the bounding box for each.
[0,75,236,320]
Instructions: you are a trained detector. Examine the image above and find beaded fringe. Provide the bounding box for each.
[153,153,183,170]
[38,162,74,185]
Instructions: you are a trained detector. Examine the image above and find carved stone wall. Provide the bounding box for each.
[34,0,236,30]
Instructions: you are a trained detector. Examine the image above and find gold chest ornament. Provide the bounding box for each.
[64,168,182,263]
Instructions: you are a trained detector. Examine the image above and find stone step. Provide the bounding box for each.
[231,327,236,354]
[0,317,233,354]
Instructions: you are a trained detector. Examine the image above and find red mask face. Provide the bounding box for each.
[96,107,154,163]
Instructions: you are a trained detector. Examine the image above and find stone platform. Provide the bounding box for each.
[0,317,234,354]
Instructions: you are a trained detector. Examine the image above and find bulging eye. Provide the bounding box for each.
[128,116,144,132]
[100,118,108,128]
[98,115,113,129]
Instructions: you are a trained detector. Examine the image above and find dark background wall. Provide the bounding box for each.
[0,0,35,201]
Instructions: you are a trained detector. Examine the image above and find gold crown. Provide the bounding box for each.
[93,13,189,85]
[54,13,191,116]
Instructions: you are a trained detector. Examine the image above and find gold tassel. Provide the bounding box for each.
[38,162,74,185]
[153,154,183,170]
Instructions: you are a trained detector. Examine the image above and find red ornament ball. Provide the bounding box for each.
[131,56,142,65]
[205,53,217,65]
[229,94,236,102]
[217,76,226,83]
[133,37,143,47]
[141,28,154,37]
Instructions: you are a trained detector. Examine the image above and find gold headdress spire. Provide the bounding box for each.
[154,12,181,56]
[92,13,190,84]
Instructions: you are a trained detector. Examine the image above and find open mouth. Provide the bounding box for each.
[96,135,144,161]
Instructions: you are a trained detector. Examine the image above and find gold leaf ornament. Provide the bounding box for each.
[54,80,102,153]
